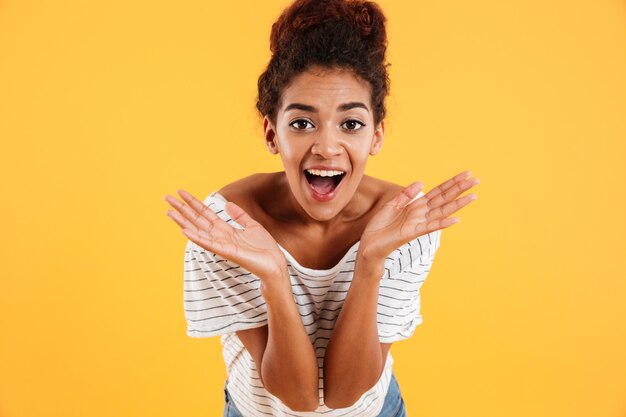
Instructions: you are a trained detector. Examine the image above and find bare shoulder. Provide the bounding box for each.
[363,175,405,204]
[216,172,277,212]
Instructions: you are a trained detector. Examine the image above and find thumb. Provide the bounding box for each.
[393,181,424,208]
[224,201,258,229]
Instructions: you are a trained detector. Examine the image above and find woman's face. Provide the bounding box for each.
[263,65,384,222]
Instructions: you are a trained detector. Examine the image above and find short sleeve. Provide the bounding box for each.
[377,228,442,343]
[183,192,268,338]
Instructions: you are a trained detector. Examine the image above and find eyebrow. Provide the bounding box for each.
[283,102,369,113]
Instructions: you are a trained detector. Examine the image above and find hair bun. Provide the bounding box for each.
[269,0,386,56]
[354,4,373,36]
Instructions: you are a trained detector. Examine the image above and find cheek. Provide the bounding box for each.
[278,143,301,163]
[275,139,307,171]
[344,142,372,168]
[273,132,293,157]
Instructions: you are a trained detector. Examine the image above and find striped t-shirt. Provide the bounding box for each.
[183,191,441,416]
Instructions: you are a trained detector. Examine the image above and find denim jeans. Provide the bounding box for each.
[223,373,407,417]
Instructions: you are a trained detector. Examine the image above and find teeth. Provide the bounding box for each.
[305,169,345,177]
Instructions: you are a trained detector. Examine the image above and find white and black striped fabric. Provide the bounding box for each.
[183,191,441,416]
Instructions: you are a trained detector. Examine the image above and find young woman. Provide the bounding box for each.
[164,0,479,416]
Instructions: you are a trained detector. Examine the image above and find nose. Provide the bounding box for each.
[311,127,343,158]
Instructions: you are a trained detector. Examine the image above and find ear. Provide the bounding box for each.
[369,120,384,155]
[263,115,279,154]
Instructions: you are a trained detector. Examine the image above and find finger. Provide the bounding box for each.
[176,189,223,224]
[224,201,258,229]
[414,216,461,236]
[392,181,424,208]
[427,177,480,210]
[427,193,477,221]
[166,209,199,233]
[164,193,214,232]
[423,170,472,202]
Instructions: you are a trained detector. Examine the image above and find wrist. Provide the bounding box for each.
[354,251,385,281]
[259,267,292,299]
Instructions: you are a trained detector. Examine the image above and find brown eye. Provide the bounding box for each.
[290,119,314,130]
[342,119,365,131]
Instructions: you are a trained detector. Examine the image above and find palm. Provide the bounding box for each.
[164,190,286,280]
[361,202,426,255]
[360,171,480,262]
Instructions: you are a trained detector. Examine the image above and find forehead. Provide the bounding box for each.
[280,67,372,108]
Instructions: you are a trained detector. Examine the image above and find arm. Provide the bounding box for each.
[164,192,320,411]
[324,171,480,408]
[255,270,319,412]
[323,255,389,409]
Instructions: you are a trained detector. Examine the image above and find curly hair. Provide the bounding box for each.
[256,0,391,127]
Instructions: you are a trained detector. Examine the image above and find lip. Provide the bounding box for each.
[302,170,347,202]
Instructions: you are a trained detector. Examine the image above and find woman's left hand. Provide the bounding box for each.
[358,170,480,264]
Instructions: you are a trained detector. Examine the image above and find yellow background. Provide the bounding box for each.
[1,0,624,416]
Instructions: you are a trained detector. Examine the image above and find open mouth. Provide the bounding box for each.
[303,170,346,195]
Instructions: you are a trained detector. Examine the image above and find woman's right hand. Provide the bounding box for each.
[164,189,288,283]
